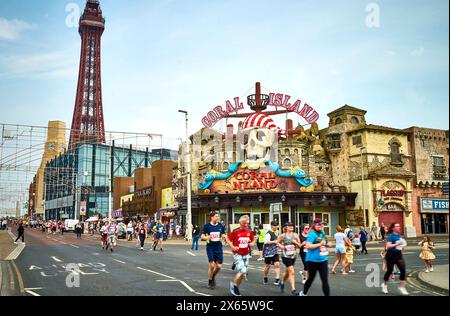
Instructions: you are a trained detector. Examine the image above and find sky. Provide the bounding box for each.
[0,0,448,146]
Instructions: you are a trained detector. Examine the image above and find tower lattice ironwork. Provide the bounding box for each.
[69,0,106,148]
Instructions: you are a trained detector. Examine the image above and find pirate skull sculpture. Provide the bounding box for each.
[239,113,284,170]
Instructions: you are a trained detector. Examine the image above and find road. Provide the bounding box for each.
[2,226,448,297]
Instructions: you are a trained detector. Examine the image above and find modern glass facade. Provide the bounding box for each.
[44,143,177,220]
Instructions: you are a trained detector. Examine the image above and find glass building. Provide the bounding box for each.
[44,143,177,220]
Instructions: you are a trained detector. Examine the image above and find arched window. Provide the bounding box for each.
[284,149,290,156]
[350,117,359,124]
[335,117,343,125]
[390,142,401,163]
[283,158,292,168]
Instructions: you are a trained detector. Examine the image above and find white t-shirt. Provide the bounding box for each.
[334,232,346,249]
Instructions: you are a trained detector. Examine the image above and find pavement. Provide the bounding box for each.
[417,264,449,294]
[2,225,449,297]
[0,229,19,260]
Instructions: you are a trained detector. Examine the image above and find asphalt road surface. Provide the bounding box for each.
[3,226,449,297]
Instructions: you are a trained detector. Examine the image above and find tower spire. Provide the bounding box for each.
[69,0,106,148]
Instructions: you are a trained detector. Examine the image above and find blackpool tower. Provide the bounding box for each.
[69,0,106,148]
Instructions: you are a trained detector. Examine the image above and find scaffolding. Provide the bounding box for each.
[0,123,180,218]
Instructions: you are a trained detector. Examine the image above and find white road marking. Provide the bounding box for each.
[112,259,126,264]
[137,267,175,280]
[187,251,196,257]
[25,290,41,296]
[51,256,62,263]
[157,279,195,292]
[70,244,80,248]
[195,292,212,297]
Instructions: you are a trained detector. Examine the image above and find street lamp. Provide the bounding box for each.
[360,146,367,228]
[178,110,192,243]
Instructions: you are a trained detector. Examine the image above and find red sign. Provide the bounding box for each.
[201,92,319,128]
[382,190,405,197]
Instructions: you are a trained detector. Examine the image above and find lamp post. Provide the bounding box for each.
[360,146,367,228]
[178,110,192,242]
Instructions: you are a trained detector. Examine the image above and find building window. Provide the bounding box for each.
[335,117,343,125]
[328,134,341,150]
[223,162,229,171]
[350,117,359,124]
[284,149,290,156]
[352,136,362,146]
[433,156,447,179]
[283,158,292,169]
[390,142,401,164]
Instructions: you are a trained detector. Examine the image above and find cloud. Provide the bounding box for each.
[0,18,35,40]
[411,47,425,57]
[0,51,78,79]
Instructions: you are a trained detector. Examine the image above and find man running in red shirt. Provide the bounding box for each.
[226,215,255,296]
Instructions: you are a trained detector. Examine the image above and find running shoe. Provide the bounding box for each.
[273,279,280,286]
[429,267,434,272]
[349,270,356,273]
[381,283,388,294]
[279,282,285,293]
[208,280,214,290]
[230,282,241,296]
[263,278,268,285]
[299,291,307,296]
[302,277,307,284]
[425,269,430,273]
[398,287,409,296]
[290,290,300,296]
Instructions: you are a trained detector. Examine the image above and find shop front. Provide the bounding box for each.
[419,198,449,234]
[373,180,413,236]
[179,191,355,236]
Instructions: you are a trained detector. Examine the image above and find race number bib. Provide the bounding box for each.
[210,232,221,242]
[238,237,250,249]
[319,246,329,256]
[285,244,296,256]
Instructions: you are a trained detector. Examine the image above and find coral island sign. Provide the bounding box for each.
[201,93,319,128]
[198,161,314,193]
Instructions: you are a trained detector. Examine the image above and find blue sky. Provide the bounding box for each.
[0,0,448,143]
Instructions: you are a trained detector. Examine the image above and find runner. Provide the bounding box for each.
[299,223,310,284]
[263,221,280,286]
[382,223,409,295]
[152,220,165,251]
[75,222,83,239]
[256,224,266,261]
[418,235,436,273]
[14,222,25,245]
[331,225,348,275]
[201,211,226,290]
[301,218,330,296]
[138,223,147,250]
[106,220,118,252]
[60,220,65,235]
[278,222,301,296]
[127,221,133,241]
[226,215,255,296]
[100,221,109,249]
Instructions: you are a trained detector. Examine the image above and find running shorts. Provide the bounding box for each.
[233,254,251,274]
[206,246,223,264]
[264,254,280,265]
[282,257,296,267]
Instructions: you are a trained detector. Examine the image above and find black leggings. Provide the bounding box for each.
[139,235,146,247]
[303,261,330,296]
[384,252,406,282]
[15,233,24,242]
[361,241,368,254]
